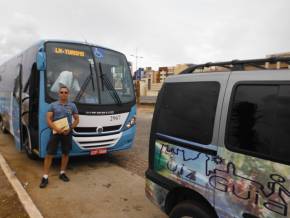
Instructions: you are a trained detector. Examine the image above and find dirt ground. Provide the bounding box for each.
[0,167,29,218]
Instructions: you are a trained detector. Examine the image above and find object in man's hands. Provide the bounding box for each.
[52,117,69,134]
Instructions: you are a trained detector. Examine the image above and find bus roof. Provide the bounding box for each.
[0,39,124,66]
[39,39,115,51]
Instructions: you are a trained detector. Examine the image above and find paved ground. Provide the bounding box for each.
[0,105,165,218]
[112,105,154,178]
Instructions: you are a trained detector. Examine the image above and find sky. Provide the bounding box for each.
[0,0,290,70]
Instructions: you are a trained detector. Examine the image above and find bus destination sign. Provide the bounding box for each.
[54,47,85,57]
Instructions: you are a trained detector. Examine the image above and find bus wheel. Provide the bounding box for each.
[23,136,38,160]
[169,200,215,218]
[0,118,9,134]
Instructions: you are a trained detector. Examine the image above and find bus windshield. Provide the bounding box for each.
[46,42,134,105]
[92,47,134,104]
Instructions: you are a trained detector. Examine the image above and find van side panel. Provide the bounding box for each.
[215,70,290,218]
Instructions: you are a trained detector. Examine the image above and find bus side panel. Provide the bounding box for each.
[1,56,22,136]
[21,44,40,87]
[0,65,8,124]
[0,92,11,131]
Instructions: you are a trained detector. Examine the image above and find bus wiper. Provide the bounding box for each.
[74,64,95,102]
[89,63,95,91]
[99,62,122,106]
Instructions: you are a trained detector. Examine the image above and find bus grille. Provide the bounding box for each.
[73,132,121,150]
[74,125,122,133]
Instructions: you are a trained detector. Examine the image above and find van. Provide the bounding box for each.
[145,57,290,218]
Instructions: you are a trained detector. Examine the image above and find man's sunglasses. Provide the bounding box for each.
[59,91,68,94]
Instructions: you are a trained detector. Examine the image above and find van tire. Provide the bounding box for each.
[169,200,214,218]
[23,136,38,160]
[0,118,9,134]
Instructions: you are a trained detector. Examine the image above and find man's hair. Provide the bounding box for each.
[59,85,70,92]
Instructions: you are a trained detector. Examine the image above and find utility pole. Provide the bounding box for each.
[130,48,143,72]
[130,48,143,104]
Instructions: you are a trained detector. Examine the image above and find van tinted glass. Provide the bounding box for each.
[155,82,220,144]
[227,84,290,163]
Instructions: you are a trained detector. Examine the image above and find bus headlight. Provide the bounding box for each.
[126,116,136,129]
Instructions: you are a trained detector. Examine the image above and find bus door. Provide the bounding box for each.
[216,71,290,218]
[12,63,23,151]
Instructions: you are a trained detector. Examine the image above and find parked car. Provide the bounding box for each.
[146,57,290,218]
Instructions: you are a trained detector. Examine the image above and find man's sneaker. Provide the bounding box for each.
[59,173,70,182]
[39,177,48,188]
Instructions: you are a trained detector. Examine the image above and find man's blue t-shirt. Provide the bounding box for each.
[48,101,78,126]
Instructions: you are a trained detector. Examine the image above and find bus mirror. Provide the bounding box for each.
[37,51,46,71]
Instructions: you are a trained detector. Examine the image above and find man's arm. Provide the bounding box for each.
[71,103,79,129]
[71,113,79,129]
[47,112,63,134]
[63,113,79,135]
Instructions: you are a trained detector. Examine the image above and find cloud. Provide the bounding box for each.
[0,0,289,70]
[0,12,40,64]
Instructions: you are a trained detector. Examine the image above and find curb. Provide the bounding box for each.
[0,153,43,218]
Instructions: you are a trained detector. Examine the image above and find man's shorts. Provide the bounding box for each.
[46,133,72,155]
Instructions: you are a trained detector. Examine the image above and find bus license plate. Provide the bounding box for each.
[90,148,107,155]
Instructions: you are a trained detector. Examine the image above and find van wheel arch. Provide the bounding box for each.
[165,187,218,218]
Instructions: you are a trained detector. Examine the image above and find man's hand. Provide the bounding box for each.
[72,113,79,130]
[54,127,64,134]
[63,128,71,135]
[47,112,65,134]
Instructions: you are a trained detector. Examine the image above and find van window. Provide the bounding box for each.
[155,82,220,144]
[227,84,290,164]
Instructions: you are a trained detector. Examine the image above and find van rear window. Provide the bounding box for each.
[227,84,290,164]
[155,82,220,144]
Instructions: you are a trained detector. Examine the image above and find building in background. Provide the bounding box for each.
[135,63,193,104]
[266,52,290,69]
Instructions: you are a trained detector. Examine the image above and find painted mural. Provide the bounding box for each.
[153,139,290,218]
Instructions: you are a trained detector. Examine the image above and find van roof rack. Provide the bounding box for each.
[180,57,290,74]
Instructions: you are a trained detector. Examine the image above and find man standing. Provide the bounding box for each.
[40,85,79,188]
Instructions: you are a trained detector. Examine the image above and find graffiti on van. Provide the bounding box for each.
[208,162,290,216]
[154,139,290,218]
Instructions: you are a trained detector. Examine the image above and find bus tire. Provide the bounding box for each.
[169,200,214,218]
[23,136,38,160]
[0,118,9,134]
